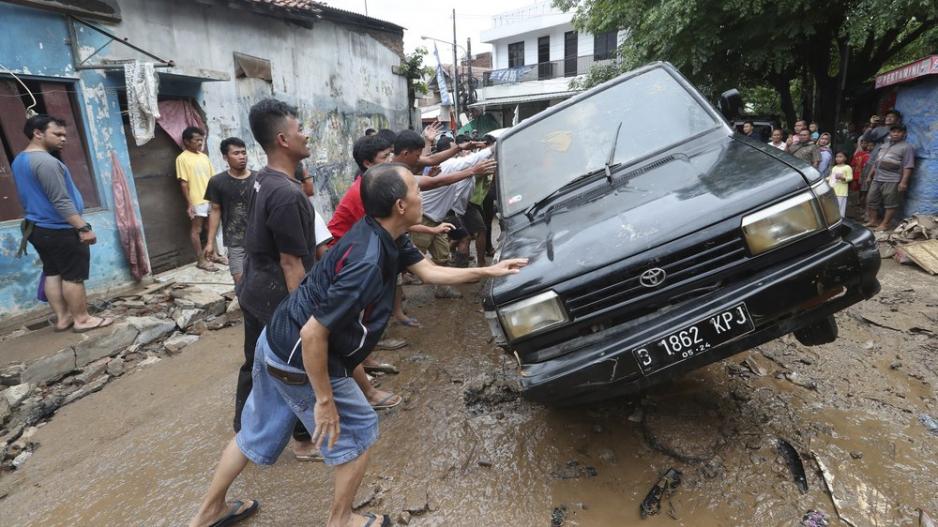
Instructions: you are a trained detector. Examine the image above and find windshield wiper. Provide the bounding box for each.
[604,121,623,182]
[523,121,625,222]
[523,170,605,221]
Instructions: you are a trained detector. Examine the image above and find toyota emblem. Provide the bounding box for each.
[639,267,667,288]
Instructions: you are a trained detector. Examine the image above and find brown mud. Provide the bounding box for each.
[0,259,935,526]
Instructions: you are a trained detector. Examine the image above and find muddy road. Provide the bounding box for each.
[0,259,936,526]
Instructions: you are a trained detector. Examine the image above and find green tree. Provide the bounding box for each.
[554,0,938,130]
[400,47,435,108]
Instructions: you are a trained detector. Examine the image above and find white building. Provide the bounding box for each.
[473,1,622,125]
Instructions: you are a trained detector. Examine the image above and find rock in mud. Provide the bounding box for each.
[551,505,567,527]
[551,460,598,480]
[206,315,228,330]
[2,383,32,408]
[403,489,429,514]
[11,450,32,469]
[463,373,521,411]
[164,333,200,353]
[127,317,176,346]
[74,323,138,367]
[396,511,411,525]
[171,307,202,330]
[106,358,125,377]
[643,398,724,462]
[74,359,109,385]
[0,397,10,425]
[701,456,724,479]
[597,448,616,464]
[785,371,818,390]
[352,484,380,510]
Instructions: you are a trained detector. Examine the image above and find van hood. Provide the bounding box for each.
[490,138,810,304]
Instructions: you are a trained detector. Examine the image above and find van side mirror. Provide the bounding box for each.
[718,89,742,120]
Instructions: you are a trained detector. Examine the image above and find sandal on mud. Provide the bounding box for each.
[371,393,402,410]
[294,451,324,462]
[394,317,421,328]
[208,499,259,527]
[197,262,220,272]
[364,363,400,375]
[72,317,114,334]
[362,513,391,527]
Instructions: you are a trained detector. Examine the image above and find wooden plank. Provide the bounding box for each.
[901,239,938,275]
[0,130,24,221]
[40,82,100,208]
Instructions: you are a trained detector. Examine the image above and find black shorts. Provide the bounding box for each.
[28,226,90,282]
[460,203,487,236]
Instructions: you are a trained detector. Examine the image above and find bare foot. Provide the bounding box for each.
[874,224,889,232]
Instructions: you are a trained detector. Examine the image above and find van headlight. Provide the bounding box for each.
[742,191,823,255]
[498,291,568,340]
[812,179,842,226]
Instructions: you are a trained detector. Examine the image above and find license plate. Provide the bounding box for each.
[633,303,754,375]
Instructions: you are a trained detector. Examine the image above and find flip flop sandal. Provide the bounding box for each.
[394,317,421,328]
[209,499,259,527]
[211,255,229,265]
[294,451,324,462]
[49,317,74,332]
[362,513,391,527]
[72,317,114,334]
[364,363,399,375]
[371,393,402,410]
[197,263,220,272]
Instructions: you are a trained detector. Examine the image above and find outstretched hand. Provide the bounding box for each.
[472,159,497,175]
[423,122,443,144]
[488,258,528,276]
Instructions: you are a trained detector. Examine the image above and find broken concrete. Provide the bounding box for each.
[74,323,138,367]
[163,333,200,353]
[20,348,77,386]
[1,384,31,408]
[74,359,110,385]
[171,287,226,317]
[171,307,203,330]
[126,317,176,346]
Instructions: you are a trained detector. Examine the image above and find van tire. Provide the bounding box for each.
[793,315,838,346]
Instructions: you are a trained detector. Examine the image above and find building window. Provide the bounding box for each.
[508,41,525,68]
[593,30,618,61]
[0,77,99,222]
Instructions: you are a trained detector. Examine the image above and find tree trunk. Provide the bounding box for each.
[770,74,797,130]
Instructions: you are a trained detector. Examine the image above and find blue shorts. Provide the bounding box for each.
[236,330,379,466]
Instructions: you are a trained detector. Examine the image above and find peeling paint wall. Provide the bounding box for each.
[0,3,144,322]
[0,0,410,322]
[110,0,411,216]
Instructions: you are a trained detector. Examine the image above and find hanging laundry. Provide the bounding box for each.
[124,61,160,145]
[110,151,150,281]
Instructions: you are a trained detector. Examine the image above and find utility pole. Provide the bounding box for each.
[466,37,473,108]
[452,8,460,130]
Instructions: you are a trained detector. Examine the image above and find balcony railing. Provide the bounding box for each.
[482,55,615,87]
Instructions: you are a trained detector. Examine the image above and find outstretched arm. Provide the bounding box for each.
[418,159,497,190]
[407,257,527,285]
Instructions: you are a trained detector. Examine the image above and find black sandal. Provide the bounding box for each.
[208,499,259,527]
[362,513,390,527]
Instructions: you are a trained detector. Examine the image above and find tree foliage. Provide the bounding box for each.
[554,0,938,130]
[400,47,435,97]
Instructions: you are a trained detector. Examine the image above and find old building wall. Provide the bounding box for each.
[0,3,144,322]
[110,0,411,215]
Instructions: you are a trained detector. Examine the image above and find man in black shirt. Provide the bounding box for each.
[232,99,319,455]
[204,137,254,283]
[188,163,527,527]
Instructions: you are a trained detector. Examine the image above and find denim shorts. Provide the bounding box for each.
[236,329,379,466]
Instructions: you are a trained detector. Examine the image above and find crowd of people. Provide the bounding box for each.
[10,95,520,527]
[740,110,916,230]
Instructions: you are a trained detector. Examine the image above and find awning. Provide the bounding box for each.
[421,105,441,120]
[469,91,578,108]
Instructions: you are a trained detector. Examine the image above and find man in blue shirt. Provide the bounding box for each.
[13,115,112,333]
[187,162,527,527]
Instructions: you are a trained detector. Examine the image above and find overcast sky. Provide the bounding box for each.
[322,0,542,59]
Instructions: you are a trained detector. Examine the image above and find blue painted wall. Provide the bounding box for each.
[896,76,938,216]
[0,3,145,321]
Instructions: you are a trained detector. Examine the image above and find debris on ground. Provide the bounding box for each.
[776,438,808,493]
[920,509,936,527]
[801,510,830,527]
[920,414,938,436]
[551,460,597,480]
[640,467,682,519]
[462,373,521,413]
[875,215,938,268]
[551,505,567,527]
[742,355,769,376]
[814,449,895,527]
